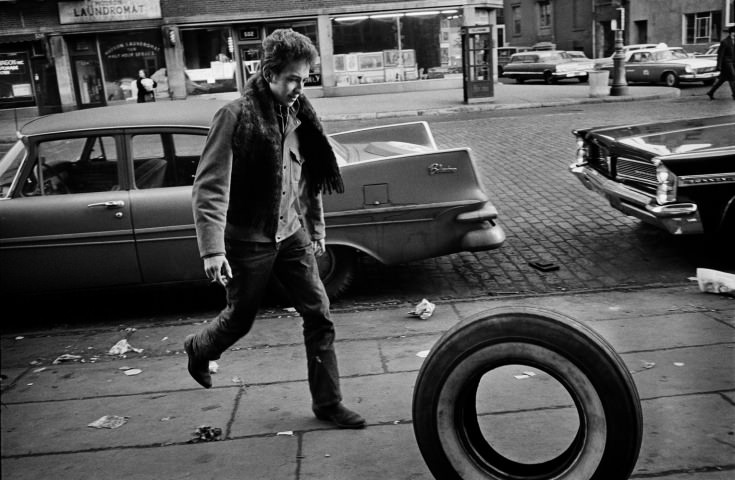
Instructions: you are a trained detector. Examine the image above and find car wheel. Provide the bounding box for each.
[663,72,679,87]
[579,74,589,83]
[543,71,555,85]
[317,245,357,300]
[703,78,715,86]
[515,78,524,84]
[412,306,643,480]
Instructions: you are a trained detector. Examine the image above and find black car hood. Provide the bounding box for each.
[587,115,735,157]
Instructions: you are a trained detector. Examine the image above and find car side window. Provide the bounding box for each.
[170,133,206,186]
[131,133,205,189]
[22,136,119,196]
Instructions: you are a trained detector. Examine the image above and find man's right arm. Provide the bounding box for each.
[192,106,238,259]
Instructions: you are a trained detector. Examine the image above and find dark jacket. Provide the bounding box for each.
[717,36,735,81]
[191,73,343,258]
[136,77,157,103]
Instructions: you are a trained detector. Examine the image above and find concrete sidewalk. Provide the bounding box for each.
[0,82,678,143]
[1,285,733,479]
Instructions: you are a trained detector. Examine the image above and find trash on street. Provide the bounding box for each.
[122,368,142,376]
[696,268,735,296]
[188,425,222,443]
[52,354,82,364]
[108,339,144,356]
[408,299,436,320]
[88,415,129,429]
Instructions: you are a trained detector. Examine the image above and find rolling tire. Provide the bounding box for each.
[543,72,556,85]
[663,72,679,87]
[703,78,715,86]
[412,306,642,480]
[317,245,357,301]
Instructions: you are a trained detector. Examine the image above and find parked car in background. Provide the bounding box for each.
[593,43,662,70]
[501,50,594,84]
[0,102,505,300]
[565,50,592,61]
[497,46,531,75]
[570,115,735,238]
[597,47,719,87]
[695,43,719,60]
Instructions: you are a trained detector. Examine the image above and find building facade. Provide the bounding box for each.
[503,0,735,58]
[0,0,503,113]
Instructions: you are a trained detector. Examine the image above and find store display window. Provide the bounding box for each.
[181,28,237,95]
[0,51,33,105]
[331,10,463,86]
[99,31,165,103]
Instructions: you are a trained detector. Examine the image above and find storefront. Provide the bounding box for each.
[0,37,61,114]
[330,10,464,85]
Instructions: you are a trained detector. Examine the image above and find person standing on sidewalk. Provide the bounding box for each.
[706,26,735,100]
[136,69,157,103]
[184,29,365,429]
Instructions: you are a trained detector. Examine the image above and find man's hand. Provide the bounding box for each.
[203,254,232,287]
[312,238,326,257]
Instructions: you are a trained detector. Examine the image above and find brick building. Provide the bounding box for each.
[0,0,503,114]
[503,0,734,58]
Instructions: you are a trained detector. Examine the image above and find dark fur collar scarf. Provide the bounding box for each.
[228,73,344,235]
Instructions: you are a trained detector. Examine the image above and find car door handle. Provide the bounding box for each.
[87,200,125,209]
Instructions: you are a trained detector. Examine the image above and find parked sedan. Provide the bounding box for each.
[0,102,505,299]
[501,50,594,84]
[570,115,735,238]
[598,47,719,87]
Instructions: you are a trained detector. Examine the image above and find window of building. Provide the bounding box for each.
[728,0,735,26]
[181,27,237,96]
[684,11,722,44]
[512,6,522,35]
[538,1,552,29]
[0,51,32,106]
[572,0,584,30]
[331,10,463,86]
[99,31,164,104]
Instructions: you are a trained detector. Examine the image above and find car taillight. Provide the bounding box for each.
[654,158,677,204]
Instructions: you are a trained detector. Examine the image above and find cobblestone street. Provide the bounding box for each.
[324,93,735,307]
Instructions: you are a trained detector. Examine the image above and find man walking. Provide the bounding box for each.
[707,26,735,100]
[184,29,365,429]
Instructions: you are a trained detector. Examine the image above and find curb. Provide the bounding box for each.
[317,90,681,121]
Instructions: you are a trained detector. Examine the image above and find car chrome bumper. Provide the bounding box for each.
[569,163,704,235]
[553,71,589,78]
[456,203,506,250]
[680,71,719,81]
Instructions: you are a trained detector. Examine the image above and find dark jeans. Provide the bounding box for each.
[191,228,342,408]
[708,64,735,98]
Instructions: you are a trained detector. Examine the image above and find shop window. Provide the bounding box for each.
[181,28,237,95]
[99,31,165,104]
[684,11,722,45]
[0,51,34,106]
[331,11,463,87]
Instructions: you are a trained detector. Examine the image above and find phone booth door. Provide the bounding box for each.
[461,25,494,103]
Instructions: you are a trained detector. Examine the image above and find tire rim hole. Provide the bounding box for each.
[470,364,581,467]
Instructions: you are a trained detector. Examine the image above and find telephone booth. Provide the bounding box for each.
[461,25,494,103]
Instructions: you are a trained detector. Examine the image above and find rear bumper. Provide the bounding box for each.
[456,203,506,250]
[570,163,704,235]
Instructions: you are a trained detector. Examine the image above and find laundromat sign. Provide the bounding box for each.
[58,0,162,24]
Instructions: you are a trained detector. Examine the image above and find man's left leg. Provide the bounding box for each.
[273,229,366,429]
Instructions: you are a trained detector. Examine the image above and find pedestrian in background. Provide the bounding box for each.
[184,29,365,429]
[706,26,735,100]
[136,69,157,103]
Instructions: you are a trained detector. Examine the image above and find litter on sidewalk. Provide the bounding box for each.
[695,268,735,296]
[108,339,143,356]
[88,415,129,429]
[408,299,436,320]
[52,354,82,364]
[188,425,222,443]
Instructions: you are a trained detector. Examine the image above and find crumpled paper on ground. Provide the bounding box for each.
[408,299,436,320]
[696,268,735,295]
[188,425,222,443]
[108,339,144,356]
[88,415,129,429]
[52,354,82,364]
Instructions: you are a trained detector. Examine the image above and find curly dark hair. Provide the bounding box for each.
[261,29,318,80]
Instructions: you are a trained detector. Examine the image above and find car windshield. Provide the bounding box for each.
[0,140,27,199]
[652,50,689,61]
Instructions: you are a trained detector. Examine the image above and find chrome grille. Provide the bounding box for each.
[695,66,716,74]
[616,157,657,185]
